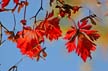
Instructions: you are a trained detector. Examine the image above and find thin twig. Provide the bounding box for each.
[0,22,9,31]
[81,6,104,24]
[30,0,43,23]
[15,56,26,66]
[0,9,13,12]
[8,56,26,71]
[11,4,18,12]
[8,66,17,71]
[12,13,16,31]
[23,0,27,20]
[0,23,2,45]
[0,22,7,46]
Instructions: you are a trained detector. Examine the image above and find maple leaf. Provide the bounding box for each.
[76,33,96,62]
[16,26,46,60]
[38,11,62,41]
[45,17,62,41]
[1,0,10,8]
[64,20,100,62]
[1,0,19,9]
[65,38,76,52]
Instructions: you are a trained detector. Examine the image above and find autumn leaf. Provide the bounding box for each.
[76,33,96,62]
[1,0,10,8]
[38,11,62,41]
[65,38,76,52]
[1,0,19,9]
[45,17,62,41]
[64,20,100,62]
[16,26,46,60]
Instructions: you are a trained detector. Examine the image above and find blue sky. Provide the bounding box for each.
[0,0,108,71]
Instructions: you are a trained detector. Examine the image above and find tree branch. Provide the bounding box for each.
[0,23,2,45]
[30,0,43,23]
[12,13,16,31]
[0,22,9,32]
[8,56,26,71]
[23,0,27,20]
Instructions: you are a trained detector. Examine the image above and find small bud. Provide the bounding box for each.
[20,19,26,25]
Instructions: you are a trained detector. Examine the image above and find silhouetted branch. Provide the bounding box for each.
[0,22,8,45]
[12,13,16,31]
[8,66,17,71]
[23,0,27,20]
[0,22,9,31]
[0,9,13,12]
[30,0,43,23]
[8,56,26,71]
[0,23,2,45]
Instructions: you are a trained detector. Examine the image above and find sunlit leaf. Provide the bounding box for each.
[64,20,100,62]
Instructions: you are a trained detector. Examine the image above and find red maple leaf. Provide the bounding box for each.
[16,26,46,61]
[1,0,10,8]
[45,17,62,41]
[1,0,19,9]
[76,33,96,62]
[64,20,100,62]
[38,11,62,41]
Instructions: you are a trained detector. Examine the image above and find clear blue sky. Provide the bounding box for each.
[0,0,108,71]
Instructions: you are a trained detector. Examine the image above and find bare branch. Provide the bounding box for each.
[8,66,17,71]
[30,0,43,23]
[0,22,9,31]
[0,23,2,45]
[23,0,28,20]
[12,13,16,31]
[8,56,26,71]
